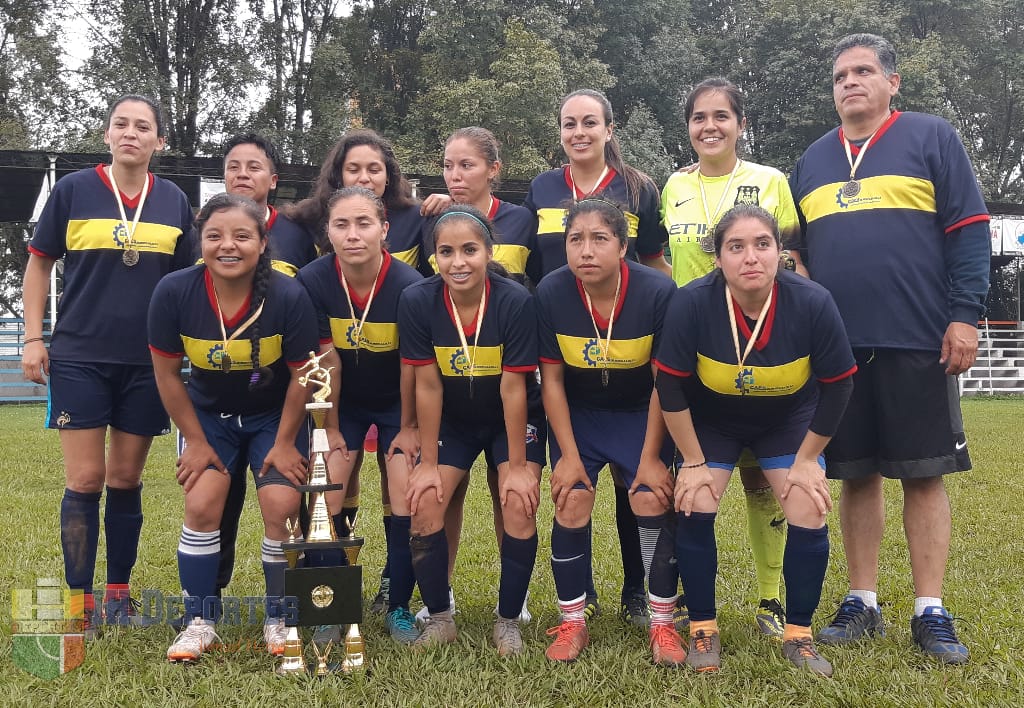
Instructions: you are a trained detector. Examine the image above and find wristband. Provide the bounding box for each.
[23,337,44,345]
[678,460,706,469]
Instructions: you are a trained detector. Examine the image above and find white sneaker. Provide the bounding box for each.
[263,617,288,656]
[167,618,220,662]
[494,590,532,624]
[415,588,456,625]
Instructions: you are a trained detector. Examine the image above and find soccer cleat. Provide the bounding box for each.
[312,623,342,648]
[583,593,601,621]
[167,618,220,663]
[494,590,532,624]
[385,607,420,645]
[493,617,524,657]
[412,612,457,649]
[911,606,969,664]
[686,629,722,672]
[415,587,456,625]
[370,577,390,615]
[545,619,589,662]
[755,598,786,638]
[649,624,687,666]
[263,617,288,656]
[620,589,651,627]
[782,637,833,676]
[674,597,690,634]
[817,595,885,645]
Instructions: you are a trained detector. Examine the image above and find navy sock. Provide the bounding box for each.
[61,489,101,593]
[675,511,718,622]
[783,524,830,627]
[637,513,677,599]
[261,537,288,620]
[498,532,538,619]
[381,510,392,578]
[216,473,246,590]
[615,484,645,595]
[387,515,414,611]
[551,520,591,603]
[177,526,220,621]
[342,504,359,533]
[586,524,597,600]
[104,484,143,585]
[410,529,449,614]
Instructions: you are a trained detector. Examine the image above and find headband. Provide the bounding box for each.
[435,210,492,238]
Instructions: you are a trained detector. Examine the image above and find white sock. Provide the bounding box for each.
[914,596,943,617]
[849,589,878,609]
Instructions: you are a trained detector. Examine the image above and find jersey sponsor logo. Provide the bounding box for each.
[800,175,935,222]
[183,335,284,371]
[329,319,399,352]
[734,185,760,206]
[207,343,229,369]
[434,345,504,377]
[696,353,811,396]
[557,333,653,370]
[66,219,181,255]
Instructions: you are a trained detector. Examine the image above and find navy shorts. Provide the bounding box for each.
[437,413,547,471]
[338,402,402,456]
[47,360,170,436]
[694,412,823,473]
[825,348,969,480]
[184,407,309,489]
[549,407,674,490]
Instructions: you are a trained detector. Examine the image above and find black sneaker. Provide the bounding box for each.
[583,593,601,621]
[817,595,885,645]
[619,589,650,627]
[911,606,969,664]
[370,577,390,615]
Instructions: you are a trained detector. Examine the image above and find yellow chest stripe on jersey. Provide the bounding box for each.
[696,352,811,396]
[537,208,639,238]
[492,244,529,275]
[182,335,284,371]
[328,318,399,352]
[66,218,181,255]
[433,344,504,377]
[271,260,298,277]
[557,333,653,370]
[799,174,936,223]
[390,245,420,268]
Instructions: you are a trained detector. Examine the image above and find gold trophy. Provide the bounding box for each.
[340,515,366,672]
[278,351,365,676]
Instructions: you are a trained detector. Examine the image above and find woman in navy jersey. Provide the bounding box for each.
[149,193,318,664]
[296,187,423,645]
[21,94,193,632]
[398,205,544,655]
[288,129,424,611]
[536,197,678,664]
[525,88,669,626]
[655,204,855,676]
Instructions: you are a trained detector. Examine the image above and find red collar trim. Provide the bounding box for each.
[443,275,491,336]
[487,197,501,220]
[204,268,253,327]
[562,165,618,199]
[575,260,629,329]
[266,205,278,231]
[730,281,777,351]
[335,250,392,310]
[838,110,901,155]
[95,164,154,209]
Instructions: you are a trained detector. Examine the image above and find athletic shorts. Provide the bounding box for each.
[338,402,402,456]
[549,407,674,491]
[186,407,309,489]
[825,348,970,480]
[694,411,823,473]
[437,412,547,471]
[47,360,170,436]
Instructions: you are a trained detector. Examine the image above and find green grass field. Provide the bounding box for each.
[1,400,1022,705]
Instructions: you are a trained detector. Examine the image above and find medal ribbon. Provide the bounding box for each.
[106,166,151,256]
[448,281,488,383]
[725,284,773,372]
[582,267,622,380]
[568,165,610,202]
[842,126,882,182]
[339,254,384,352]
[697,159,741,233]
[212,289,265,370]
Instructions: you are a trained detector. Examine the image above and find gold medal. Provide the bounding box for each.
[122,248,139,267]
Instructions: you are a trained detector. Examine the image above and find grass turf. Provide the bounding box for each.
[0,399,1021,705]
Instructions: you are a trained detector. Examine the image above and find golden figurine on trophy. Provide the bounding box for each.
[277,351,365,677]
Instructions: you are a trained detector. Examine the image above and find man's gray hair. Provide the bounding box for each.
[832,33,897,76]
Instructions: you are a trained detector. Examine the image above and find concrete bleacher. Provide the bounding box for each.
[0,318,49,403]
[961,322,1024,395]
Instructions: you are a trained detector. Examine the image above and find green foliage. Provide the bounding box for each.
[617,102,673,184]
[1,399,1023,702]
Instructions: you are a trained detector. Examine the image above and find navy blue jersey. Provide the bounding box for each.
[29,165,194,364]
[297,250,422,411]
[790,111,990,351]
[655,269,856,436]
[385,204,426,270]
[522,166,667,279]
[148,265,319,414]
[264,207,317,276]
[422,199,538,283]
[537,260,675,412]
[399,272,538,427]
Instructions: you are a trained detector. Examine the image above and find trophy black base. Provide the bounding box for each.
[284,565,362,627]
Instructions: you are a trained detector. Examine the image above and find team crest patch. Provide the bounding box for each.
[582,338,604,367]
[525,423,539,444]
[111,222,128,247]
[449,348,470,375]
[734,186,760,206]
[345,322,361,348]
[735,367,755,393]
[55,411,71,427]
[207,343,229,369]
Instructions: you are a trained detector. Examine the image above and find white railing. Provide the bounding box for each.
[961,321,1024,396]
